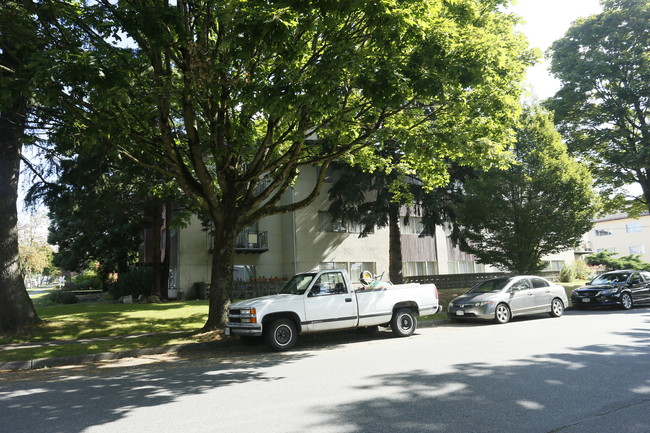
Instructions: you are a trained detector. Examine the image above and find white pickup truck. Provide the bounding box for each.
[226,269,441,351]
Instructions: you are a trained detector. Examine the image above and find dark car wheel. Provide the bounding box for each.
[549,298,564,317]
[264,318,297,351]
[390,308,417,337]
[494,303,511,324]
[620,292,633,310]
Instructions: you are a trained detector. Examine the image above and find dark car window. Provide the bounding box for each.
[591,272,630,285]
[630,273,642,284]
[531,277,550,288]
[641,272,650,282]
[469,277,511,293]
[510,279,532,291]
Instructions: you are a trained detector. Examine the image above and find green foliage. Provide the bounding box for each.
[453,105,600,273]
[573,259,592,280]
[72,269,103,290]
[559,264,577,283]
[547,0,650,214]
[108,267,154,299]
[42,290,78,305]
[586,251,650,272]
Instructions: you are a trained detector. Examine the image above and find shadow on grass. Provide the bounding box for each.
[2,302,209,344]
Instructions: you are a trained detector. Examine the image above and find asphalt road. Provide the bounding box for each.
[2,308,650,433]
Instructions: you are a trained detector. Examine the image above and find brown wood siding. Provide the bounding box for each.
[400,234,437,261]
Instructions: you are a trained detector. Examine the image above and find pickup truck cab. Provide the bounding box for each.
[226,269,440,351]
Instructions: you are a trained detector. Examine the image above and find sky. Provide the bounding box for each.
[509,0,603,100]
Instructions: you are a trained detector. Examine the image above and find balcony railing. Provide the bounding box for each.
[235,229,268,253]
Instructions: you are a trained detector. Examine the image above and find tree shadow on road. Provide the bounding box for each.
[296,311,650,433]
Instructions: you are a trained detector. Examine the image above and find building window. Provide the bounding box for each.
[626,223,642,233]
[319,211,347,233]
[403,261,438,277]
[596,247,616,253]
[401,216,424,235]
[319,262,348,271]
[448,260,481,274]
[348,220,374,234]
[543,260,565,271]
[629,245,645,255]
[595,228,613,237]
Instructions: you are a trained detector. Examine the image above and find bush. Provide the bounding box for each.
[108,267,154,299]
[573,259,591,280]
[559,264,576,283]
[90,276,103,290]
[43,290,78,305]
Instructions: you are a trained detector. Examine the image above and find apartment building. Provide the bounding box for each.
[167,166,575,297]
[586,213,650,263]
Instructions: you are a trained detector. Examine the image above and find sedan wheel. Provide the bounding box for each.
[494,303,511,324]
[549,298,564,317]
[620,292,633,310]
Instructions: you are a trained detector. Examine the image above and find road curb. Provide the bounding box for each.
[0,318,451,372]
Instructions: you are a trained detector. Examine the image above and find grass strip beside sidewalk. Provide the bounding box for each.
[0,301,215,363]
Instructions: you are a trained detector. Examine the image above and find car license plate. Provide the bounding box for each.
[456,311,465,316]
[582,298,590,303]
[225,327,231,336]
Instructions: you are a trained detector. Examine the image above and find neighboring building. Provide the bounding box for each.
[166,166,578,297]
[587,213,650,263]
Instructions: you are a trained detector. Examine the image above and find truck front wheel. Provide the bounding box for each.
[391,308,417,337]
[264,318,297,351]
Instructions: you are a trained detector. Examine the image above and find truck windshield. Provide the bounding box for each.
[280,274,316,295]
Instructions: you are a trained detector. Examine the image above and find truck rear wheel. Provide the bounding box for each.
[264,318,297,351]
[390,308,417,337]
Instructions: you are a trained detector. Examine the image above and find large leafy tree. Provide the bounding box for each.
[453,106,600,273]
[547,0,650,215]
[53,0,533,328]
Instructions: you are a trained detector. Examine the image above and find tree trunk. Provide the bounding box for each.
[0,99,42,333]
[160,203,171,300]
[150,199,163,298]
[388,203,403,284]
[203,224,237,330]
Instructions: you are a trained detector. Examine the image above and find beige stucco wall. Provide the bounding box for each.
[587,214,650,263]
[291,167,390,277]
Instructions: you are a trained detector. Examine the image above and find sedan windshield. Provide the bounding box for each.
[468,277,511,294]
[279,274,315,295]
[591,272,629,285]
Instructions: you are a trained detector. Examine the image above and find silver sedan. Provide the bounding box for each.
[447,275,568,324]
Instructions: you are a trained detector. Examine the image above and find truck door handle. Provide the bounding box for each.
[345,298,352,302]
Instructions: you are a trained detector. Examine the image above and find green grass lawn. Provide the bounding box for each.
[0,301,214,363]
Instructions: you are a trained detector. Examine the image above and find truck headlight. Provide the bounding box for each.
[240,308,257,323]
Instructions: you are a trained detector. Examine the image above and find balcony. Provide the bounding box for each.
[235,229,268,253]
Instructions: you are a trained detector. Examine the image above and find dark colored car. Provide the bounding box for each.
[571,270,650,309]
